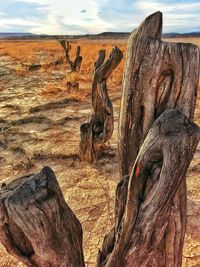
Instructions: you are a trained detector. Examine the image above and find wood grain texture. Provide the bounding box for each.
[118,11,200,176]
[99,11,200,267]
[79,47,123,162]
[0,166,85,267]
[98,109,200,267]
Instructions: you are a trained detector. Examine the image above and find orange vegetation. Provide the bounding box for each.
[0,39,127,101]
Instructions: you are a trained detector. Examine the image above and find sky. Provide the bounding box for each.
[0,0,200,34]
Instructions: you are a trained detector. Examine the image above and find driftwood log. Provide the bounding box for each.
[98,109,200,267]
[0,166,84,267]
[79,47,123,162]
[60,40,82,72]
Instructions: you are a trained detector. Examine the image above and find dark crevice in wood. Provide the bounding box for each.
[155,69,174,117]
[99,109,200,267]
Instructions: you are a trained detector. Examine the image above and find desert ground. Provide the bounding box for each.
[0,37,199,267]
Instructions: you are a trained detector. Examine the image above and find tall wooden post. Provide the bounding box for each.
[99,11,200,267]
[118,11,199,176]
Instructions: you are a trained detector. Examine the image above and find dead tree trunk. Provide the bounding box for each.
[79,47,123,162]
[118,11,200,177]
[98,109,200,267]
[60,40,82,72]
[0,166,85,267]
[114,11,200,266]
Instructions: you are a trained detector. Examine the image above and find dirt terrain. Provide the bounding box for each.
[0,38,199,266]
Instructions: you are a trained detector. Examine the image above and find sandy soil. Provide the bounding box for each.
[0,40,199,266]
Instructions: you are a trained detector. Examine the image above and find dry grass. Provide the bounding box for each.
[0,39,127,100]
[162,36,200,48]
[3,37,200,97]
[0,39,126,66]
[40,82,89,101]
[0,40,62,63]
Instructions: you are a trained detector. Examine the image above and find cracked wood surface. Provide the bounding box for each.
[104,11,200,267]
[119,11,200,176]
[99,109,200,267]
[0,166,85,267]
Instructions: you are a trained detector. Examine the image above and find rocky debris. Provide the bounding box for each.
[67,81,79,89]
[27,63,41,71]
[29,98,79,113]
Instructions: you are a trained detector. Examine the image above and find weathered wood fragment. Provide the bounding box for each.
[79,47,123,162]
[98,109,200,267]
[59,40,83,72]
[0,166,85,267]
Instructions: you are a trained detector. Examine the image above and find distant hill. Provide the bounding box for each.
[0,32,36,38]
[95,32,130,39]
[162,32,200,38]
[1,31,200,40]
[0,31,130,40]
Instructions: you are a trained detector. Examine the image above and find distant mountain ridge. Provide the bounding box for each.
[0,32,35,37]
[1,31,200,39]
[162,32,200,38]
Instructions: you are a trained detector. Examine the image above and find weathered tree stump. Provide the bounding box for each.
[60,40,82,72]
[98,109,200,267]
[79,47,123,162]
[118,11,200,176]
[115,11,200,266]
[0,166,84,267]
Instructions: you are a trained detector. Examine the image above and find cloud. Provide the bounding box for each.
[97,0,200,33]
[0,0,200,33]
[135,0,200,32]
[0,0,110,34]
[0,11,7,17]
[136,1,200,13]
[4,0,112,34]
